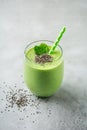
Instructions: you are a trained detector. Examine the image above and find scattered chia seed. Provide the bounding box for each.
[31,113,35,115]
[32,121,35,123]
[3,90,6,93]
[20,75,23,77]
[36,111,41,114]
[6,88,30,108]
[23,108,26,111]
[0,80,53,125]
[48,115,50,117]
[3,82,6,84]
[22,81,24,84]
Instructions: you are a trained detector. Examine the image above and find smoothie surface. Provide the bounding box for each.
[25,46,62,70]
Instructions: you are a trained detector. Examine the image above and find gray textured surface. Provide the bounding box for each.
[0,0,87,130]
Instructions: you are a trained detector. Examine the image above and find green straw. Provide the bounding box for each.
[49,27,66,54]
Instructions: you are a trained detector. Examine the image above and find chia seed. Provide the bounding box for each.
[35,54,53,63]
[0,81,53,125]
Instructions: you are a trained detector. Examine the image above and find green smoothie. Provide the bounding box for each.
[24,40,64,97]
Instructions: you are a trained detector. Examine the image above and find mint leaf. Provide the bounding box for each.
[34,43,50,55]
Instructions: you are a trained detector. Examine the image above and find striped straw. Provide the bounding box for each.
[49,27,66,54]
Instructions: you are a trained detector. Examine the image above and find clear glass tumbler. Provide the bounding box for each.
[24,40,64,97]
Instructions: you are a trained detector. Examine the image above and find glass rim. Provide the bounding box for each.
[24,40,63,62]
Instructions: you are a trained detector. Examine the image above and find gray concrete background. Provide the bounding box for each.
[0,0,87,130]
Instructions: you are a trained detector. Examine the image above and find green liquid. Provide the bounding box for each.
[24,47,64,97]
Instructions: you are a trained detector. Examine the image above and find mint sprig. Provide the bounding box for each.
[34,43,49,55]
